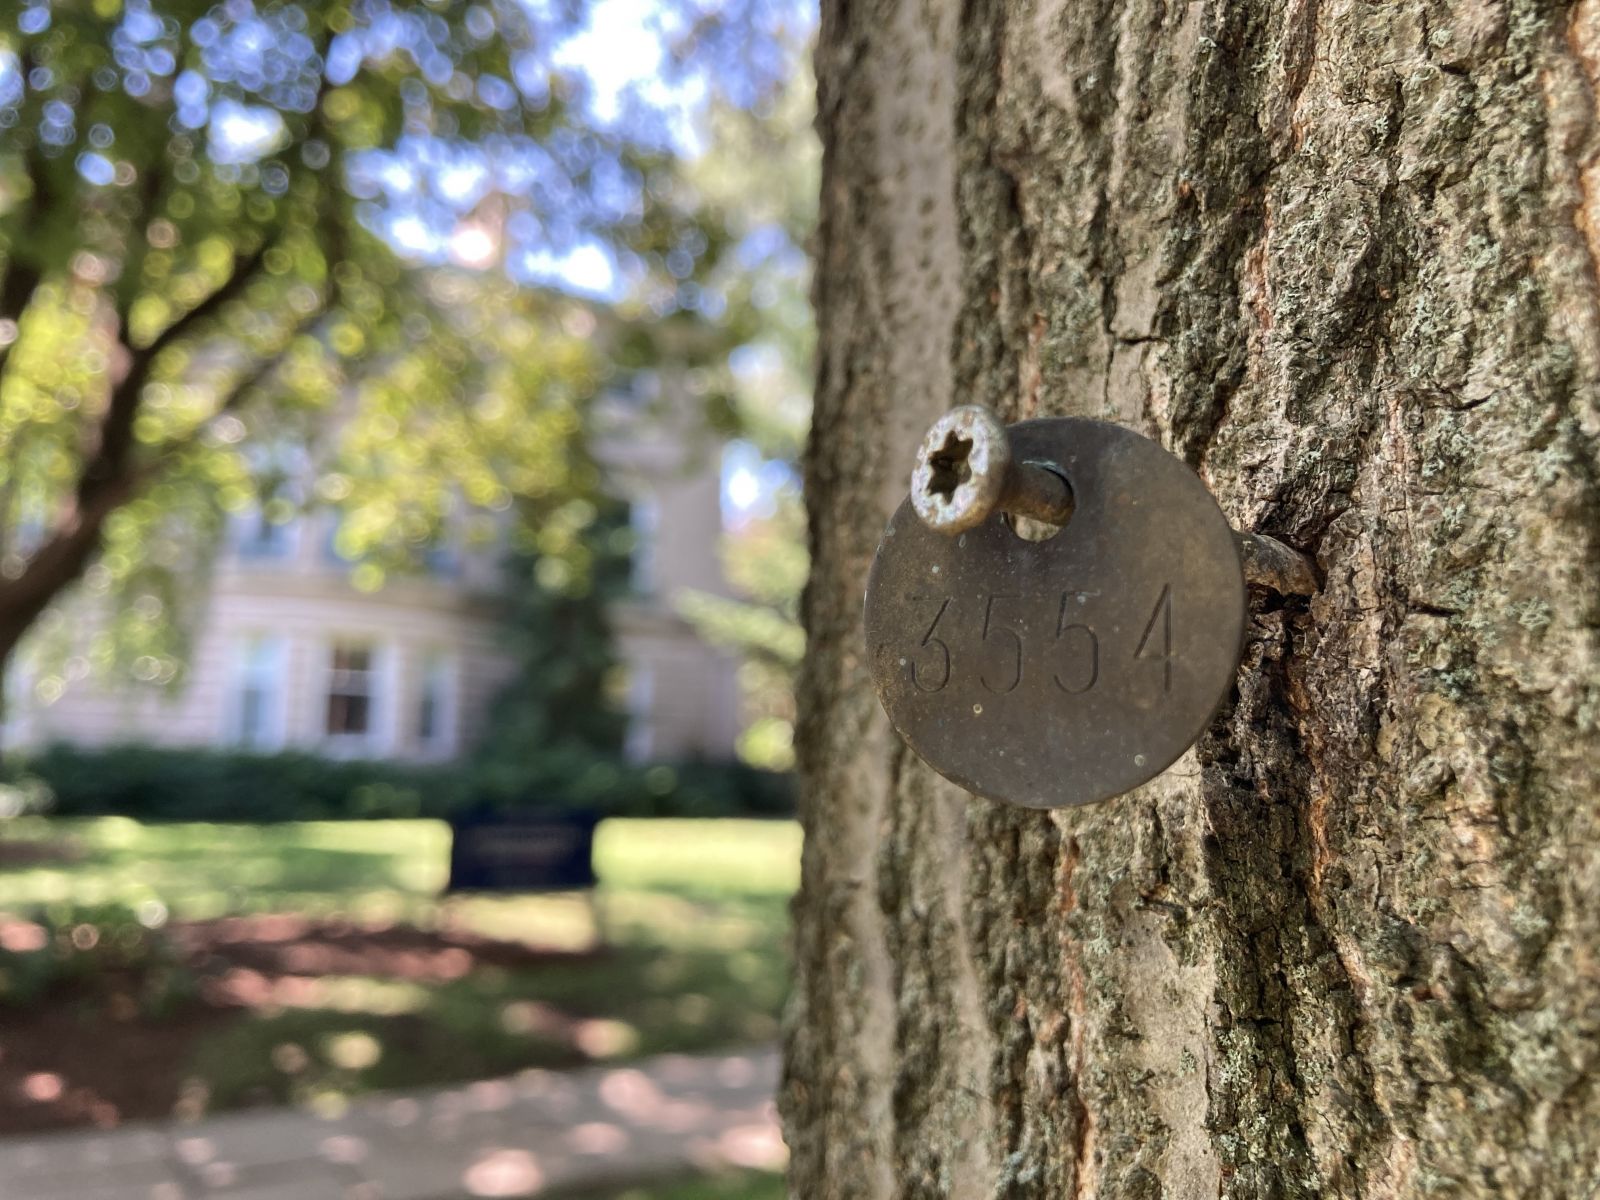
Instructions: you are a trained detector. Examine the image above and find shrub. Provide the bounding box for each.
[0,903,195,1016]
[3,743,793,823]
[627,760,795,818]
[0,774,52,817]
[7,744,466,823]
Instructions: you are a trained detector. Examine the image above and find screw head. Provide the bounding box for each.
[911,406,1010,533]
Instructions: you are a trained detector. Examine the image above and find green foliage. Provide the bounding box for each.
[470,495,632,805]
[4,742,793,821]
[622,759,793,819]
[0,901,196,1014]
[442,484,798,810]
[0,771,50,816]
[0,0,760,678]
[11,742,466,821]
[0,0,822,810]
[671,63,814,770]
[682,63,817,458]
[678,488,805,770]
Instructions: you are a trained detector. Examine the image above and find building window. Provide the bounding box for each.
[230,635,285,749]
[629,494,660,594]
[234,508,294,560]
[322,514,350,565]
[325,643,375,740]
[423,507,463,579]
[423,538,461,580]
[624,665,654,764]
[416,651,455,754]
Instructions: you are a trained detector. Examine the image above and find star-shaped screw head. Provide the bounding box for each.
[911,406,1011,533]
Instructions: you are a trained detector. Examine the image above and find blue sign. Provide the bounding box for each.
[446,808,600,893]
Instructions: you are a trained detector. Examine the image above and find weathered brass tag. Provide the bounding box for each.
[863,417,1245,808]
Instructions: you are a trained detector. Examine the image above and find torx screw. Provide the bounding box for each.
[909,405,1320,597]
[911,405,1075,535]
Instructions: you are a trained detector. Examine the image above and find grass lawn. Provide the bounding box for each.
[0,817,799,1128]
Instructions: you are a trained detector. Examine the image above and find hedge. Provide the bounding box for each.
[3,743,793,823]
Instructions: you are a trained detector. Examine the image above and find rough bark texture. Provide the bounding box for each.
[784,1,1600,1197]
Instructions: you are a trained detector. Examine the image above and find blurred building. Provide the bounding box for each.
[4,415,742,766]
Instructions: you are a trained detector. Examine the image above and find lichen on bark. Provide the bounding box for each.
[785,0,1600,1197]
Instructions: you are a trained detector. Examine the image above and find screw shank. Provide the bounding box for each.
[1001,462,1075,529]
[1234,531,1320,596]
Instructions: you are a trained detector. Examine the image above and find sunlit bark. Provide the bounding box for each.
[786,1,1600,1196]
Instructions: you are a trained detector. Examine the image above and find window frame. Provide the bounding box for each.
[414,648,458,757]
[228,633,287,751]
[323,639,380,749]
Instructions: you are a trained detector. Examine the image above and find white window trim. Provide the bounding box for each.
[225,633,288,751]
[629,492,661,595]
[1,656,36,749]
[414,649,459,759]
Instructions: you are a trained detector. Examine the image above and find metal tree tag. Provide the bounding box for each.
[863,413,1246,809]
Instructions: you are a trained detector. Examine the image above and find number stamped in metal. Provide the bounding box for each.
[863,417,1245,808]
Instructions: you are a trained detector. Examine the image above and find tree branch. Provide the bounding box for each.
[136,239,274,365]
[0,263,43,383]
[0,261,43,334]
[0,469,142,662]
[0,289,334,651]
[154,337,304,462]
[82,241,273,500]
[0,35,345,659]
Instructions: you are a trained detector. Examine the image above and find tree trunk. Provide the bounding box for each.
[784,1,1600,1197]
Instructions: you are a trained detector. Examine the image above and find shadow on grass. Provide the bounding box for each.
[0,818,798,1131]
[189,939,787,1113]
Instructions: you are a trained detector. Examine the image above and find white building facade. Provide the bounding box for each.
[6,431,742,767]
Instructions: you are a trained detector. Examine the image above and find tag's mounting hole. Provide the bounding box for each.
[1005,462,1074,542]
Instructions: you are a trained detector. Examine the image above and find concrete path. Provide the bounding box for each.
[0,1048,783,1200]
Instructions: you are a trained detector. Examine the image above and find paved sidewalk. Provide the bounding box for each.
[0,1048,783,1200]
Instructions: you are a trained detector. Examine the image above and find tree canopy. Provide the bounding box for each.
[0,0,809,690]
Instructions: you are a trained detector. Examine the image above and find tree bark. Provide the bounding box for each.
[784,1,1600,1197]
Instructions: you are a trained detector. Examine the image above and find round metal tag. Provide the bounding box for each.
[863,417,1245,808]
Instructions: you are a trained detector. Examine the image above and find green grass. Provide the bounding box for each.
[0,817,799,1115]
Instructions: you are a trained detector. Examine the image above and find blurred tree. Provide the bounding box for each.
[469,492,633,805]
[787,1,1600,1193]
[0,0,807,731]
[677,487,803,768]
[673,63,815,770]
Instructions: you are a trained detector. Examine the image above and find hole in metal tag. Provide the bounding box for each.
[1007,461,1073,542]
[863,417,1245,809]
